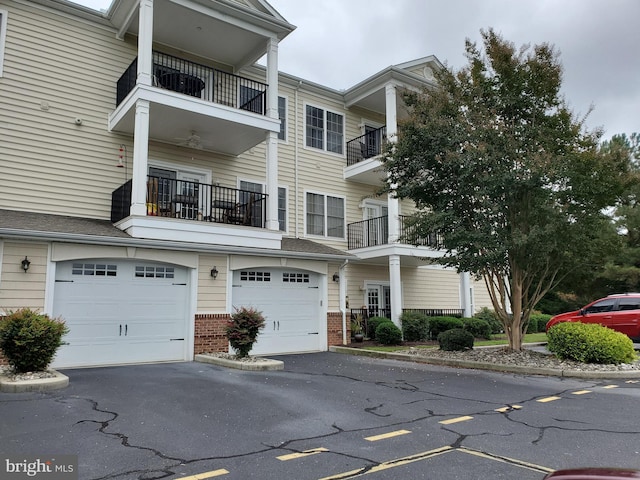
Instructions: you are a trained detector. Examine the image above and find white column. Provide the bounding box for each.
[137,0,154,87]
[460,272,473,317]
[130,99,150,216]
[265,37,280,231]
[385,83,400,243]
[389,254,402,327]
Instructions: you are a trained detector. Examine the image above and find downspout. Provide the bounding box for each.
[339,259,349,345]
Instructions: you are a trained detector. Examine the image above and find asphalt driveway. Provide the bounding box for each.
[2,353,640,479]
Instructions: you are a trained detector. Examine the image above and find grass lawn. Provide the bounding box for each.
[359,332,548,352]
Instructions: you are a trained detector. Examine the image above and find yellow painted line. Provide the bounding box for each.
[572,390,591,395]
[277,448,328,461]
[495,405,523,412]
[626,380,639,384]
[457,447,554,473]
[439,415,473,425]
[537,396,561,403]
[178,469,229,480]
[364,429,411,442]
[318,446,453,479]
[602,385,618,389]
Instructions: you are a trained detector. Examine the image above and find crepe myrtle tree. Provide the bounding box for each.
[383,29,627,351]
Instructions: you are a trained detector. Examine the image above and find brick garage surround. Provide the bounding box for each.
[194,313,232,355]
[327,311,347,346]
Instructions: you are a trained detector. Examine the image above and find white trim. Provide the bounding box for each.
[148,160,212,185]
[238,178,289,234]
[0,9,7,77]
[44,243,54,316]
[302,102,346,158]
[360,118,384,134]
[278,94,288,143]
[0,240,3,288]
[303,189,347,241]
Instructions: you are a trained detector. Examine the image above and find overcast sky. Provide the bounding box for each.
[72,0,638,141]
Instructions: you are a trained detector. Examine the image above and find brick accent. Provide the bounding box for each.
[194,313,232,355]
[327,311,346,347]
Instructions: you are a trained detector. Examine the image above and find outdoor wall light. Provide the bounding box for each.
[332,272,340,283]
[210,266,219,279]
[21,256,31,273]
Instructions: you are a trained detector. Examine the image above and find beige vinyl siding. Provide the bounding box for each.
[0,241,48,311]
[0,1,136,219]
[472,277,494,312]
[197,254,228,312]
[345,263,390,310]
[403,267,462,310]
[327,262,341,310]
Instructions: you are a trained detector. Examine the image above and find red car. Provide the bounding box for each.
[545,294,640,341]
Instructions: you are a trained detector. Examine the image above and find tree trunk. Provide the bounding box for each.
[506,268,524,351]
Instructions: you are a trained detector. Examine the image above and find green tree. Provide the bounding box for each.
[384,29,626,350]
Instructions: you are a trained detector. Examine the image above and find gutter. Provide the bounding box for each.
[339,259,350,345]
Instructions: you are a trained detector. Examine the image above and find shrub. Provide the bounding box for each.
[527,313,552,334]
[367,316,392,340]
[0,308,69,373]
[462,317,492,339]
[400,311,429,342]
[438,328,474,351]
[547,322,637,365]
[428,316,464,339]
[474,307,503,334]
[375,322,402,345]
[225,307,266,358]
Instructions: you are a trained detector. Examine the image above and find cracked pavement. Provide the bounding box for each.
[2,352,640,479]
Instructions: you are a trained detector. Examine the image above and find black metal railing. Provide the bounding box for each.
[116,51,268,114]
[111,177,267,227]
[403,308,464,318]
[347,215,442,249]
[346,126,387,166]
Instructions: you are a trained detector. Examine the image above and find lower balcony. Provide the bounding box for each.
[344,126,387,185]
[111,178,281,249]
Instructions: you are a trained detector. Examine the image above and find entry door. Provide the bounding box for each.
[149,167,176,216]
[367,284,390,318]
[178,171,207,220]
[365,204,388,246]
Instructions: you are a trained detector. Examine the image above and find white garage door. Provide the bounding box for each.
[52,260,189,368]
[231,268,322,355]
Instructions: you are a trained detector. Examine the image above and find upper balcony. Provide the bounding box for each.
[347,215,445,264]
[344,126,388,185]
[109,51,280,156]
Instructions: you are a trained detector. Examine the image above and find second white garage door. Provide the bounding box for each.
[52,260,189,368]
[231,268,323,355]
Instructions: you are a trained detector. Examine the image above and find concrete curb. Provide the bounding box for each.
[0,370,69,393]
[329,346,640,379]
[195,354,284,371]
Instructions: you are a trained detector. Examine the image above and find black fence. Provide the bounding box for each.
[346,126,387,166]
[347,215,443,249]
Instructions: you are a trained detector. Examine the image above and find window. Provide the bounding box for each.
[278,96,286,141]
[72,263,117,277]
[585,299,616,314]
[306,192,345,238]
[305,105,344,154]
[135,266,175,279]
[240,180,287,231]
[240,271,271,282]
[283,273,309,283]
[0,10,7,77]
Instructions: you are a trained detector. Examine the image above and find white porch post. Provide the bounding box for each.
[385,83,400,244]
[265,37,280,231]
[460,272,473,317]
[137,0,154,87]
[130,100,150,216]
[389,255,402,327]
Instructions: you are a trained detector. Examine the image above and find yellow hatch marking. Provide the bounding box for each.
[364,430,411,442]
[178,469,229,479]
[625,380,639,384]
[277,448,328,461]
[602,385,618,389]
[495,405,523,412]
[457,447,555,473]
[537,396,561,403]
[439,415,473,425]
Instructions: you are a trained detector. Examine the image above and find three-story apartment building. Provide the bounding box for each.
[0,0,491,368]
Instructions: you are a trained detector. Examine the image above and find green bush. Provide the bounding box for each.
[527,313,552,334]
[367,316,392,340]
[225,307,266,358]
[438,328,474,351]
[547,322,637,364]
[375,322,402,345]
[400,311,429,342]
[462,317,492,339]
[428,316,464,339]
[0,308,69,373]
[473,307,503,334]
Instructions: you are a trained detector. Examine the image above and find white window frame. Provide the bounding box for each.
[304,190,346,240]
[304,103,345,156]
[278,95,287,142]
[238,179,288,233]
[0,10,8,77]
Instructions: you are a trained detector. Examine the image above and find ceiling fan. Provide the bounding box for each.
[176,131,203,150]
